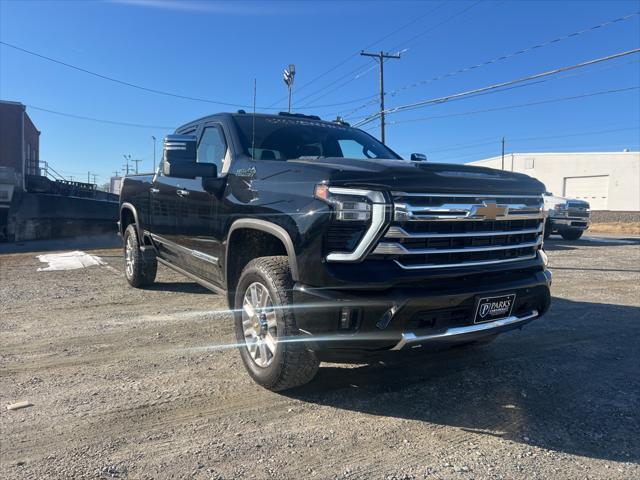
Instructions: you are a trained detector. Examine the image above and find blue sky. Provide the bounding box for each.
[1,0,639,185]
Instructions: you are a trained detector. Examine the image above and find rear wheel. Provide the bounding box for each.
[560,229,583,240]
[123,224,157,288]
[234,256,319,391]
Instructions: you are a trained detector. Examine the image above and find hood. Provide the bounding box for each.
[288,157,545,195]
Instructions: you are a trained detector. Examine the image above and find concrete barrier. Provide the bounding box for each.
[7,192,118,242]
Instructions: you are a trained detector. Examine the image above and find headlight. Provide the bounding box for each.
[314,185,387,262]
[315,185,384,221]
[552,204,567,216]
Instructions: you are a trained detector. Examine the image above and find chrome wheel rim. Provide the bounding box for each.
[125,235,135,278]
[242,282,278,367]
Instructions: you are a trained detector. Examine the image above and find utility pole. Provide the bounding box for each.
[283,64,296,113]
[360,50,401,144]
[122,154,131,176]
[132,158,142,174]
[501,137,505,170]
[92,174,98,185]
[113,170,120,178]
[151,136,157,173]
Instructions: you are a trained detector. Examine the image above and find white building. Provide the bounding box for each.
[467,151,640,211]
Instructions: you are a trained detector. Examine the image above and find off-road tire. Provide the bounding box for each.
[234,256,319,391]
[123,224,157,288]
[560,229,583,241]
[544,218,552,239]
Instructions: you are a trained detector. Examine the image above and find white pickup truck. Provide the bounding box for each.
[543,193,590,240]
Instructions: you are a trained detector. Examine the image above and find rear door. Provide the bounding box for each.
[173,122,229,285]
[148,172,183,263]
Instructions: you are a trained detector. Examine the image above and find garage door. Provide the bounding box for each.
[563,175,609,210]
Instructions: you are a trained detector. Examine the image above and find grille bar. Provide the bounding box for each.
[371,192,544,270]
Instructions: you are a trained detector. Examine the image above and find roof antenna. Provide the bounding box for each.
[251,78,256,159]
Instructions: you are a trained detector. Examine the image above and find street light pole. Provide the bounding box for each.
[283,64,296,113]
[152,136,157,173]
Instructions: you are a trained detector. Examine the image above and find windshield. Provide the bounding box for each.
[232,115,401,161]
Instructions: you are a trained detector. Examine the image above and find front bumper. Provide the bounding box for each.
[391,309,539,350]
[549,217,590,230]
[292,268,552,358]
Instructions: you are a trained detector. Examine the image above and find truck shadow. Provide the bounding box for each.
[146,282,210,294]
[285,297,640,464]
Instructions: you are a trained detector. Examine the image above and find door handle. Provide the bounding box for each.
[150,187,160,194]
[177,189,190,197]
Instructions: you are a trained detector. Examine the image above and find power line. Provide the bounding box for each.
[296,1,483,108]
[386,86,640,125]
[387,0,483,53]
[426,126,640,155]
[354,48,640,126]
[341,11,640,119]
[1,41,373,111]
[25,105,176,129]
[436,141,639,163]
[266,1,448,107]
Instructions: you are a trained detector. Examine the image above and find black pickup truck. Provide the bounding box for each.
[119,112,552,391]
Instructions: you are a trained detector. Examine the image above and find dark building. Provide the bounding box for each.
[0,101,118,242]
[0,100,41,190]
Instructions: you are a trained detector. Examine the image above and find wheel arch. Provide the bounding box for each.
[120,203,140,237]
[225,219,299,307]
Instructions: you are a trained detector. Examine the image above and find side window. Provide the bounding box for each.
[197,126,227,172]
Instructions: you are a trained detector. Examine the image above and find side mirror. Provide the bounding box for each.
[410,153,427,162]
[162,134,217,179]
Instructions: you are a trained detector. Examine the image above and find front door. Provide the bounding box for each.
[173,123,229,286]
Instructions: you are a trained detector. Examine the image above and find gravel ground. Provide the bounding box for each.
[1,237,639,479]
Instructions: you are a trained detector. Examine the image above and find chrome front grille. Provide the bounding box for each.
[371,193,545,270]
[566,203,590,218]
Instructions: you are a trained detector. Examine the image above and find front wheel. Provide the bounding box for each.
[234,256,319,391]
[560,229,584,240]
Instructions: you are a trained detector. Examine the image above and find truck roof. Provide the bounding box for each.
[176,111,348,133]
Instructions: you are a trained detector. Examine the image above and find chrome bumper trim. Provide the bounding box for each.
[374,238,542,256]
[391,310,539,350]
[393,252,539,270]
[551,218,590,228]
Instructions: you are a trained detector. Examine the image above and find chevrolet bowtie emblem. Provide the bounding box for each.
[470,201,508,220]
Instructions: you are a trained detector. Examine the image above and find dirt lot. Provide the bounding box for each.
[588,222,640,235]
[1,236,639,479]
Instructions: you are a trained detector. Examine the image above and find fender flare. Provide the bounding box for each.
[120,203,141,237]
[226,219,299,281]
